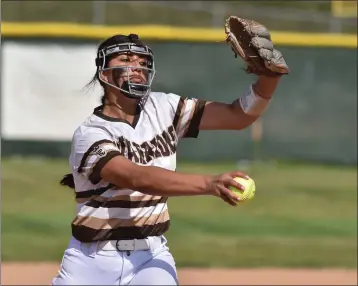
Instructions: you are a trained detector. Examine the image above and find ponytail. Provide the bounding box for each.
[60,173,75,189]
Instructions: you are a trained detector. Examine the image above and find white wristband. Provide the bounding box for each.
[239,85,270,116]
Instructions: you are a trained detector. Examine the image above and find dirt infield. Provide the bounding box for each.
[1,263,357,285]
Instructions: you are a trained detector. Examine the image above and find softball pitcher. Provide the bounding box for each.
[53,16,288,285]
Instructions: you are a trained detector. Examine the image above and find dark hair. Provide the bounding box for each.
[60,173,75,189]
[83,34,146,106]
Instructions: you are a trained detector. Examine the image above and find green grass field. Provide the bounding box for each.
[2,158,357,268]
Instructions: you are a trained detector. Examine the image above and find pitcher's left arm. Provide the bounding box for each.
[199,75,281,131]
[199,15,289,131]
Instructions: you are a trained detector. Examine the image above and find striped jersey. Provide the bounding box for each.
[69,91,206,242]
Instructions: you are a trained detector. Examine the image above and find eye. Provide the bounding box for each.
[140,61,148,67]
[121,58,130,63]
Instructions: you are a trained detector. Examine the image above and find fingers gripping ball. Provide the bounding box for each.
[230,177,256,202]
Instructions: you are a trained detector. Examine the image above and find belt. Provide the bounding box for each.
[96,236,163,252]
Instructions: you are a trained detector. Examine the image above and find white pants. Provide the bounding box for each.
[52,236,178,285]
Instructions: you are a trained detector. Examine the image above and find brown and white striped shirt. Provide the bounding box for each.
[69,92,206,242]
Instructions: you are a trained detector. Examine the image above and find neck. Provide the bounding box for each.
[102,91,139,122]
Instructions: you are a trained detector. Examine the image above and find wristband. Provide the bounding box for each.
[239,85,270,116]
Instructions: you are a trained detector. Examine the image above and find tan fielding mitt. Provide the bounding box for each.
[225,16,289,76]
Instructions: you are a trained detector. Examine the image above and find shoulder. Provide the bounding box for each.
[71,111,116,146]
[147,91,183,111]
[149,91,182,100]
[147,91,205,115]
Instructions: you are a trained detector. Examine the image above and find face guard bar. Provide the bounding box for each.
[95,42,156,102]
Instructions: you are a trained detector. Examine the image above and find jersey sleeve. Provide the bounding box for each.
[166,93,207,139]
[71,128,122,185]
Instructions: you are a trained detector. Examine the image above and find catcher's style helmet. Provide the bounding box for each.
[95,34,156,104]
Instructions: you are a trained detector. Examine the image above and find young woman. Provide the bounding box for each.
[53,33,284,285]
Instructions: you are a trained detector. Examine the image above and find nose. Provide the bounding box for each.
[126,56,146,78]
[131,65,142,71]
[129,56,142,66]
[129,68,144,79]
[129,62,144,75]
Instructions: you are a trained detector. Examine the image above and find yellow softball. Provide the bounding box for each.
[229,176,256,201]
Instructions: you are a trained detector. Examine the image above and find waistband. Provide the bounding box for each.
[69,235,166,253]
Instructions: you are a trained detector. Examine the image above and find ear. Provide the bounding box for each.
[98,70,109,83]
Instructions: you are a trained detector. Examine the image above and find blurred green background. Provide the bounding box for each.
[2,158,357,268]
[2,0,357,33]
[1,0,357,270]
